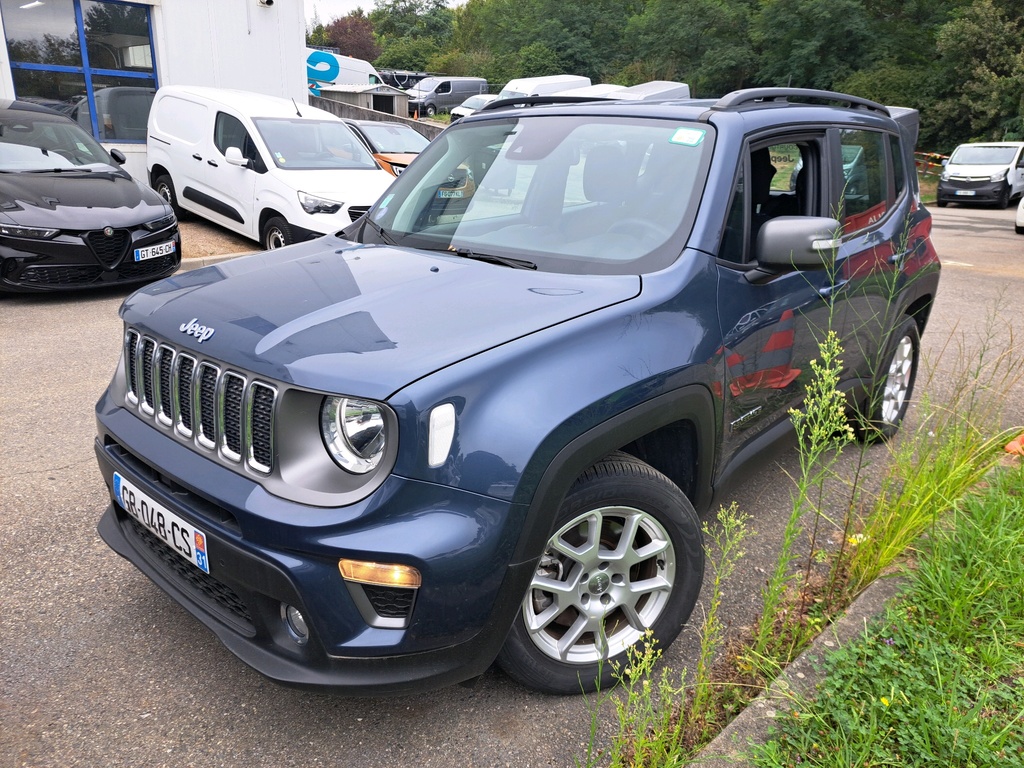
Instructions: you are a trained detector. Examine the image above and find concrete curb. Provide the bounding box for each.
[694,574,908,766]
[179,252,254,271]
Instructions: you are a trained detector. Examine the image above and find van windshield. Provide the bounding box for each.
[253,118,380,170]
[362,114,714,275]
[948,145,1020,165]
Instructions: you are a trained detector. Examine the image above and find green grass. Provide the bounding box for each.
[751,464,1024,767]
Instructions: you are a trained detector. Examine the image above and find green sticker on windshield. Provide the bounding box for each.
[669,128,705,146]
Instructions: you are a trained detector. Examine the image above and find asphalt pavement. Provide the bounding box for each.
[1,203,1021,768]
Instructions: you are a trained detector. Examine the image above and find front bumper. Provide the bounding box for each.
[0,227,180,293]
[936,178,1008,205]
[95,398,532,694]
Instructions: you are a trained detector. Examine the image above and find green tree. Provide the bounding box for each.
[750,0,873,90]
[623,0,757,95]
[929,0,1024,146]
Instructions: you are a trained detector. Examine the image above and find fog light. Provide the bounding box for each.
[281,603,309,645]
[339,558,421,588]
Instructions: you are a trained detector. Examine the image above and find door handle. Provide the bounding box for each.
[818,279,849,298]
[192,153,202,161]
[207,160,218,167]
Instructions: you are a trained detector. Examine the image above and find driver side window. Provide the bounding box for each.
[720,138,821,264]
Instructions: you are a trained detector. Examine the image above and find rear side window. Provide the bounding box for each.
[839,129,888,233]
[890,134,905,198]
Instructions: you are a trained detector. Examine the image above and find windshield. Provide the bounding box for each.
[363,114,713,275]
[461,95,492,110]
[254,118,380,170]
[358,123,430,154]
[407,78,439,95]
[0,113,115,172]
[948,145,1020,165]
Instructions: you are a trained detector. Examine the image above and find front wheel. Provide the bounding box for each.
[497,452,704,694]
[857,317,920,441]
[426,104,437,117]
[997,186,1011,209]
[261,216,292,250]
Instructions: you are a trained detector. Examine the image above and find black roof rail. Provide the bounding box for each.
[712,88,889,116]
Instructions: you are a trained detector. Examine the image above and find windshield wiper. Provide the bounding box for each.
[19,167,91,173]
[449,246,537,270]
[361,216,398,246]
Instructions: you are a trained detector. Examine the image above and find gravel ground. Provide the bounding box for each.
[177,218,257,261]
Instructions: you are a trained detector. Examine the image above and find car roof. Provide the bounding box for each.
[0,99,73,119]
[475,87,901,133]
[156,86,339,121]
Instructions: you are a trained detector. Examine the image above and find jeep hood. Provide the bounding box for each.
[121,238,640,399]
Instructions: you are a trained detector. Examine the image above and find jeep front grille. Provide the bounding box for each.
[124,328,277,474]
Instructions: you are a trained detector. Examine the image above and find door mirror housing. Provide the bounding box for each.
[756,216,842,269]
[224,146,250,168]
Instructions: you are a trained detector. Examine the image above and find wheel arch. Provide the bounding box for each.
[510,384,717,565]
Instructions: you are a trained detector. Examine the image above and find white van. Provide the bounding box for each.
[147,86,394,249]
[497,75,591,100]
[306,48,381,96]
[405,77,487,116]
[937,141,1024,209]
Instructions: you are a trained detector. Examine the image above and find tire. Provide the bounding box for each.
[153,174,187,219]
[935,199,948,208]
[426,104,437,117]
[857,317,920,441]
[497,452,705,694]
[261,216,292,250]
[997,186,1011,209]
[1015,224,1024,235]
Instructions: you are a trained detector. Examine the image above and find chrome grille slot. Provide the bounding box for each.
[220,373,246,461]
[125,327,278,475]
[248,383,276,473]
[175,355,196,437]
[125,329,140,405]
[156,345,175,426]
[140,338,156,416]
[197,363,219,449]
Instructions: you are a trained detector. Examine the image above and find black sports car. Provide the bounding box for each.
[0,99,179,293]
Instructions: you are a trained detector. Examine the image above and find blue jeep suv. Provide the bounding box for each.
[95,88,940,695]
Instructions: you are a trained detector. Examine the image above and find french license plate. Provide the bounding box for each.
[113,472,209,574]
[437,189,463,199]
[955,190,976,196]
[134,240,177,262]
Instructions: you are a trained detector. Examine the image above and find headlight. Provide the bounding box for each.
[143,214,176,231]
[298,191,342,215]
[0,224,59,239]
[989,170,1008,182]
[939,171,950,181]
[320,396,387,474]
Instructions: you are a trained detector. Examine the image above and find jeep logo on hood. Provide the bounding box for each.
[179,318,215,343]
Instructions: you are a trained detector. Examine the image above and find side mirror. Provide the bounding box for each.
[224,146,250,168]
[756,216,842,269]
[109,148,127,165]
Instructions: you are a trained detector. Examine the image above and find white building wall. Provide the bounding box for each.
[1,0,308,181]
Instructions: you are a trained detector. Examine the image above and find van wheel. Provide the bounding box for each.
[153,174,187,219]
[935,199,948,208]
[497,452,704,694]
[426,104,437,117]
[262,217,292,250]
[997,186,1010,209]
